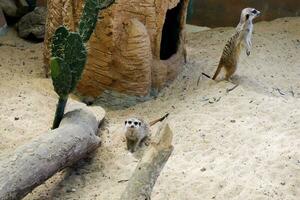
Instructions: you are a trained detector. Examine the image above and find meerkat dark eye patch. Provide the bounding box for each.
[252,10,257,14]
[128,121,132,124]
[245,14,250,20]
[134,122,138,126]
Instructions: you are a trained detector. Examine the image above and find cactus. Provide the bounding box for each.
[50,0,115,129]
[79,0,115,42]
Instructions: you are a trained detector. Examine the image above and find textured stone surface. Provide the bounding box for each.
[44,0,189,99]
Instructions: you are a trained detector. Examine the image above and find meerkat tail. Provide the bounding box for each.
[149,113,169,126]
[212,63,223,80]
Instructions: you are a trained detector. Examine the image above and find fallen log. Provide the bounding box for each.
[120,121,174,200]
[0,103,105,200]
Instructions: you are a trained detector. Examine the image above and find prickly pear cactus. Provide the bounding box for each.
[50,0,115,129]
[79,0,115,42]
[64,33,87,92]
[79,0,100,43]
[51,26,68,59]
[50,57,72,98]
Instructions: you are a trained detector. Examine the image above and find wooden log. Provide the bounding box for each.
[120,121,174,200]
[0,103,105,200]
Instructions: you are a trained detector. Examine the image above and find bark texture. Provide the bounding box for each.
[0,104,105,200]
[120,122,174,200]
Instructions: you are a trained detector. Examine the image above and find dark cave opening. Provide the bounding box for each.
[160,0,184,60]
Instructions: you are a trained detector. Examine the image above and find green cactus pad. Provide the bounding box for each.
[64,32,87,92]
[78,0,99,43]
[50,57,72,97]
[51,26,69,59]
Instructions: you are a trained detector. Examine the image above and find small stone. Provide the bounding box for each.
[16,7,46,40]
[14,117,19,120]
[280,182,286,186]
[230,120,236,123]
[200,167,206,172]
[66,188,76,193]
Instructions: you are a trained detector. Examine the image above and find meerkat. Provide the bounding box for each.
[124,113,169,153]
[211,8,261,81]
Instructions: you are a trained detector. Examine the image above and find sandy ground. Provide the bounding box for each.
[1,17,300,200]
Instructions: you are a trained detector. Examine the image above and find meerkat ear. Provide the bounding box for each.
[245,14,250,20]
[125,121,127,125]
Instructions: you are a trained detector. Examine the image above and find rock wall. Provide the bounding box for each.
[188,0,300,27]
[44,0,189,100]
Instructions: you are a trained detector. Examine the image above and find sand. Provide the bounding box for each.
[0,17,300,199]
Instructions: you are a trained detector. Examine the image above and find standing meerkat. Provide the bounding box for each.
[124,113,169,153]
[211,8,261,80]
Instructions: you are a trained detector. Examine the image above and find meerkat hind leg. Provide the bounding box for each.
[224,65,237,81]
[133,138,144,152]
[126,139,135,153]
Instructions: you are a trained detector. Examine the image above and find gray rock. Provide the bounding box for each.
[0,0,18,17]
[0,8,7,36]
[16,7,46,39]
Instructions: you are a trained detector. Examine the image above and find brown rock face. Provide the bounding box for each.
[44,0,189,101]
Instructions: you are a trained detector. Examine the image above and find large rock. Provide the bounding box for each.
[44,0,189,101]
[15,0,30,16]
[0,8,7,36]
[0,0,18,17]
[16,7,46,40]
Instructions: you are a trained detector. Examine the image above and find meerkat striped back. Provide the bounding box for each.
[221,31,241,60]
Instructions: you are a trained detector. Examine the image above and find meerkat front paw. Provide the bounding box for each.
[246,50,251,56]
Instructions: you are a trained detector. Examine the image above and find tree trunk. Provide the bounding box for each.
[120,122,174,200]
[0,103,105,200]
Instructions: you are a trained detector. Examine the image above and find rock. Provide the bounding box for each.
[16,7,46,40]
[0,0,18,17]
[15,0,30,16]
[0,8,7,36]
[45,0,188,98]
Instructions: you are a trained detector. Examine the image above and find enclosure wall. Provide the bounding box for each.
[187,0,300,27]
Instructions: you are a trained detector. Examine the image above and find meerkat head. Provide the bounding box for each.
[124,118,142,131]
[240,8,261,22]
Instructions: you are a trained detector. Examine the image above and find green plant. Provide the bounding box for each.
[50,0,114,129]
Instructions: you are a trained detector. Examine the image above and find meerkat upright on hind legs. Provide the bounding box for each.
[212,8,261,81]
[124,113,169,153]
